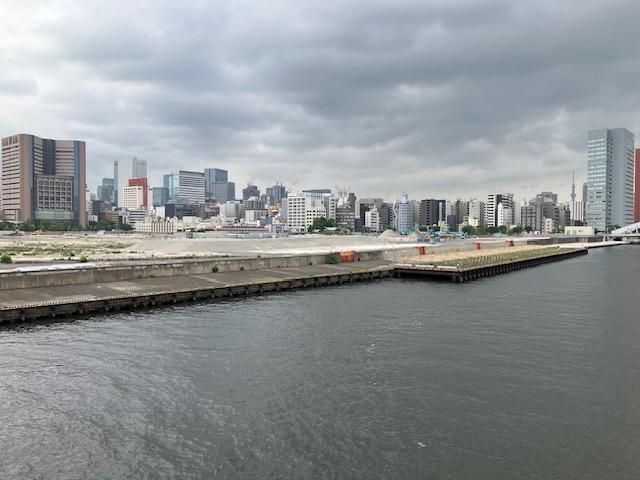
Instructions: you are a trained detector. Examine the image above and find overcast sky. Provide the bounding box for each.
[1,0,639,202]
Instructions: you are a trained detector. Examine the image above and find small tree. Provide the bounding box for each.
[461,225,476,235]
[326,253,340,264]
[308,217,329,233]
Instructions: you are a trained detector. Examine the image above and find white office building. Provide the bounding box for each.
[497,203,513,228]
[395,194,414,233]
[286,191,334,233]
[364,207,381,233]
[120,185,145,210]
[114,157,147,207]
[486,193,513,227]
[468,199,485,227]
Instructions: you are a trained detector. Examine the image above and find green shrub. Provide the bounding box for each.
[211,265,219,273]
[240,266,245,271]
[79,255,88,263]
[326,253,340,264]
[0,253,12,264]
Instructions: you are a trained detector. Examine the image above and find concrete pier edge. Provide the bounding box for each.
[0,247,589,325]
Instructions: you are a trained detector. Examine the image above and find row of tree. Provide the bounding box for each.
[308,218,336,233]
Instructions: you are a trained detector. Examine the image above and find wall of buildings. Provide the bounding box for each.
[1,134,86,226]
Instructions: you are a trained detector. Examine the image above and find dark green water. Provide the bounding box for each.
[1,247,639,479]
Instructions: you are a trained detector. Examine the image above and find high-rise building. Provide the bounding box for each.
[97,177,115,203]
[151,187,169,207]
[120,185,145,210]
[396,194,414,233]
[486,193,513,227]
[165,171,205,204]
[419,199,446,227]
[364,206,381,233]
[204,168,228,200]
[266,184,287,206]
[468,199,485,227]
[635,149,640,223]
[114,157,146,207]
[1,134,86,226]
[242,185,260,201]
[586,128,635,231]
[244,197,267,222]
[521,192,562,232]
[127,178,148,209]
[447,199,469,229]
[212,181,235,204]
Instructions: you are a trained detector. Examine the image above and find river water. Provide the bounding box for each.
[1,246,639,479]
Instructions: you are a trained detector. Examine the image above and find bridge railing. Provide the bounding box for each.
[611,222,640,235]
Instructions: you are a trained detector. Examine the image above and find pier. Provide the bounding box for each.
[0,245,592,325]
[394,247,588,282]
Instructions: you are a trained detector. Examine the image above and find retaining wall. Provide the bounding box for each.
[0,250,391,290]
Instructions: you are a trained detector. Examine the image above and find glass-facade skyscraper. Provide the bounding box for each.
[586,128,635,231]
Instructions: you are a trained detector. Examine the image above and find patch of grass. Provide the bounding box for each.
[326,253,340,264]
[79,255,88,263]
[0,253,12,264]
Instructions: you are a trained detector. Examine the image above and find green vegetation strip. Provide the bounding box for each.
[431,248,582,270]
[0,243,132,257]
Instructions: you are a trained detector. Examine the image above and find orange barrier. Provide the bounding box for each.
[474,242,481,250]
[339,251,355,263]
[418,246,426,255]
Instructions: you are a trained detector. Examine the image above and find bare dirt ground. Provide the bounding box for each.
[399,245,552,264]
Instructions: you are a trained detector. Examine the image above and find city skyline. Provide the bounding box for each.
[2,1,640,199]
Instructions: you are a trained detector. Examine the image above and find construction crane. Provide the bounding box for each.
[246,175,256,187]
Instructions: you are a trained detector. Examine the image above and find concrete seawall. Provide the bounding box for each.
[0,250,396,290]
[0,262,394,324]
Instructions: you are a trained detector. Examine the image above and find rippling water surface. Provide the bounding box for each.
[1,247,640,479]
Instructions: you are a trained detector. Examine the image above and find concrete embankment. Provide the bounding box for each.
[0,261,394,324]
[0,250,394,290]
[0,244,595,325]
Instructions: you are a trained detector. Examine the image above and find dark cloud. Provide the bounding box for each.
[1,0,639,202]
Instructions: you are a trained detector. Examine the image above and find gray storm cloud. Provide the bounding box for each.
[1,0,639,201]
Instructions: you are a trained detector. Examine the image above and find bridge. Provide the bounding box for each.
[611,222,640,237]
